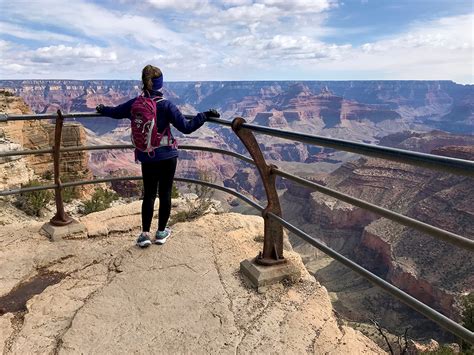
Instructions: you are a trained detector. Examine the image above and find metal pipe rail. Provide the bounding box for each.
[0,175,262,211]
[4,112,472,175]
[0,147,53,157]
[207,117,474,177]
[0,144,255,197]
[274,168,474,251]
[0,144,256,165]
[2,112,195,121]
[267,212,474,345]
[63,176,264,211]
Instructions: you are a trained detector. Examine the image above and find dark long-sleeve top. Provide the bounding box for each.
[101,92,207,163]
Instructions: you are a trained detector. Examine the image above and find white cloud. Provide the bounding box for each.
[146,0,214,14]
[4,64,26,73]
[222,57,241,66]
[0,22,78,43]
[0,39,11,51]
[205,31,226,40]
[361,14,473,52]
[222,3,280,22]
[221,0,253,6]
[0,40,123,78]
[32,44,118,63]
[231,34,351,61]
[260,0,335,13]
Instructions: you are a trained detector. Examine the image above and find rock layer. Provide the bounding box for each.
[0,92,92,195]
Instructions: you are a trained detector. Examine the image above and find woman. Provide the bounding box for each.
[96,65,220,248]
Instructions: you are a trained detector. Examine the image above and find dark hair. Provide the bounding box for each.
[141,65,162,92]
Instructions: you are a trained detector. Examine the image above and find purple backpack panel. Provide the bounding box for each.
[130,96,171,153]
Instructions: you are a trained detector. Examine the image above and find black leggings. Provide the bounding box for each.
[141,157,177,232]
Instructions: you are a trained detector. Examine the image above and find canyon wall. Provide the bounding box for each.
[1,80,472,198]
[2,79,471,135]
[0,92,91,191]
[281,131,473,330]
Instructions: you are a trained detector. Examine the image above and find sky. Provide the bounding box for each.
[0,0,472,83]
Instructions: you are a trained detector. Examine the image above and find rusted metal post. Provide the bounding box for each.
[232,117,285,266]
[50,109,73,226]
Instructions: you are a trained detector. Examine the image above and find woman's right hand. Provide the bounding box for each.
[204,109,220,119]
[96,104,105,113]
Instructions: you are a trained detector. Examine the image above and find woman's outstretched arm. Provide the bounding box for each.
[96,98,135,119]
[166,101,208,134]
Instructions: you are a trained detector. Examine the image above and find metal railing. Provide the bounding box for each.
[0,110,472,344]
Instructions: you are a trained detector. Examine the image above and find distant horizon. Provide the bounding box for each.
[1,78,470,85]
[0,1,472,84]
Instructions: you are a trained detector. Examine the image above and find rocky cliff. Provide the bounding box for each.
[0,92,92,191]
[0,92,37,190]
[0,199,383,354]
[281,131,474,336]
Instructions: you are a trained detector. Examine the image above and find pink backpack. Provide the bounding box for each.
[130,96,175,156]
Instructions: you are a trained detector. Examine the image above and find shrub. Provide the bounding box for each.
[171,183,179,198]
[0,90,15,97]
[462,293,474,331]
[15,180,53,216]
[461,293,474,352]
[170,171,214,225]
[41,171,83,203]
[62,186,79,203]
[42,170,53,181]
[81,187,118,215]
[61,175,80,203]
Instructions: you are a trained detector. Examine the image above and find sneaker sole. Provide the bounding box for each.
[154,236,169,245]
[154,230,171,245]
[137,240,152,248]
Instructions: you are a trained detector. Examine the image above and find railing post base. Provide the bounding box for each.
[50,213,74,226]
[42,219,86,241]
[240,257,300,292]
[255,254,286,266]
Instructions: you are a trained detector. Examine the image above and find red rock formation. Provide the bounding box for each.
[284,136,474,322]
[108,169,142,197]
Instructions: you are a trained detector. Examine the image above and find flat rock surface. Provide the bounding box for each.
[0,201,383,354]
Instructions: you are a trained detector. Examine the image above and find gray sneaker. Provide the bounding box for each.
[155,228,171,245]
[136,233,152,248]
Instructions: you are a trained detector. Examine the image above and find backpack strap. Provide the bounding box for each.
[152,96,165,103]
[150,97,177,148]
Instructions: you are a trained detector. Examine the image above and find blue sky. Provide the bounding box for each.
[0,0,472,83]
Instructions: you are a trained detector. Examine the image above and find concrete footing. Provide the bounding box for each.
[41,219,87,241]
[240,257,300,292]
